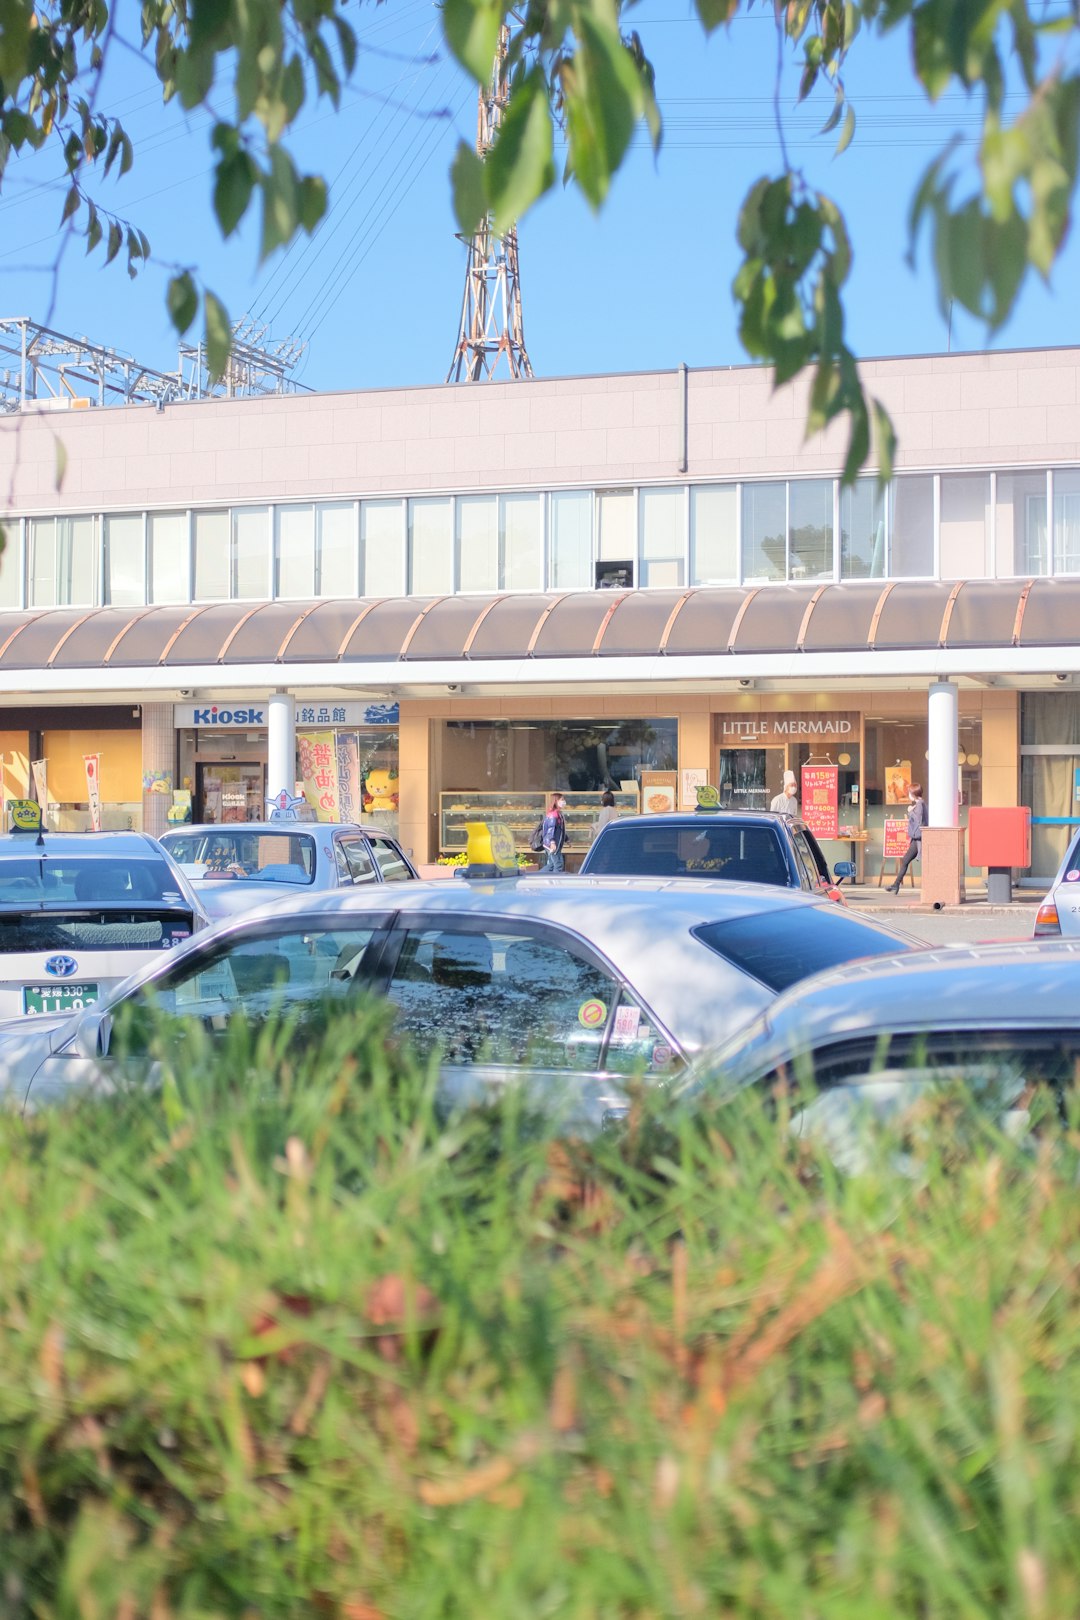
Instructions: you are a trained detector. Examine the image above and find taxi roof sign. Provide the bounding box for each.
[8,799,42,833]
[457,820,520,878]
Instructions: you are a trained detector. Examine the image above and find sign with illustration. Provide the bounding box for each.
[640,771,677,815]
[83,754,102,831]
[800,765,839,840]
[31,759,47,809]
[886,760,913,805]
[7,799,42,832]
[883,819,909,859]
[680,768,708,808]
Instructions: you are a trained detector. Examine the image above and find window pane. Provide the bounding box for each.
[193,510,230,601]
[597,490,634,560]
[741,482,786,580]
[640,486,685,587]
[54,516,96,606]
[233,507,269,598]
[408,498,452,594]
[889,476,933,577]
[550,490,592,588]
[0,520,20,607]
[690,485,737,584]
[457,496,498,592]
[996,472,1046,576]
[940,474,989,577]
[501,493,542,590]
[840,479,886,579]
[361,501,405,596]
[28,517,56,607]
[276,505,314,598]
[1053,469,1080,574]
[789,479,833,580]
[317,502,355,596]
[103,514,144,605]
[369,838,412,881]
[149,512,189,603]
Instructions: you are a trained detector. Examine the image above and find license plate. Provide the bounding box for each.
[23,983,99,1015]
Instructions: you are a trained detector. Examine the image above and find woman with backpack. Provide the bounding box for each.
[538,795,568,873]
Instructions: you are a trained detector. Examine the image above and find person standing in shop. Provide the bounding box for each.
[887,783,927,892]
[770,771,799,815]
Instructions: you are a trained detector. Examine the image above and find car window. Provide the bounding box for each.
[789,829,820,890]
[368,837,413,882]
[584,822,789,885]
[0,855,185,905]
[795,827,830,884]
[162,832,316,885]
[692,908,912,993]
[779,1030,1080,1095]
[338,838,378,885]
[383,925,643,1072]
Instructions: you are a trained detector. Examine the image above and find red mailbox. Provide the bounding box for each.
[968,806,1031,870]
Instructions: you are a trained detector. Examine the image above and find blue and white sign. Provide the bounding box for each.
[175,700,399,729]
[297,701,399,728]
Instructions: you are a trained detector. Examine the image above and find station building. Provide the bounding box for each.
[1,344,1079,885]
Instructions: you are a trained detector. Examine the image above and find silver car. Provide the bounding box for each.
[158,821,418,921]
[1034,830,1080,937]
[0,877,916,1118]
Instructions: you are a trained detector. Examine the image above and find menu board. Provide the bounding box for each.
[883,818,909,859]
[640,771,677,814]
[800,765,839,840]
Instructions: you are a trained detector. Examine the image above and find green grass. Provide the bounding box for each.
[0,1001,1078,1617]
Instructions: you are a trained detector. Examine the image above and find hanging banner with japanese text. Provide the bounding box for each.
[800,764,839,841]
[297,732,340,821]
[83,754,102,831]
[335,733,361,823]
[31,759,47,810]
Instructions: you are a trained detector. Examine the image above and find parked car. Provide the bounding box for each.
[1033,829,1080,936]
[158,822,418,921]
[1,877,917,1119]
[682,940,1080,1166]
[0,830,205,1018]
[579,810,852,900]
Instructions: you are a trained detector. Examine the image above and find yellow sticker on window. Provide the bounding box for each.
[577,998,608,1029]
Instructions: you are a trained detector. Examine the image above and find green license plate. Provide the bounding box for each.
[23,983,99,1015]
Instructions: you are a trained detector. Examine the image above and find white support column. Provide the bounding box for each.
[267,691,296,806]
[928,679,959,827]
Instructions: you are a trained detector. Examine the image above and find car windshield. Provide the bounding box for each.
[162,831,317,885]
[0,856,183,906]
[587,822,790,885]
[692,908,913,993]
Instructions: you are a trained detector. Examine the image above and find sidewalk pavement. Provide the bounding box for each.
[841,882,1042,915]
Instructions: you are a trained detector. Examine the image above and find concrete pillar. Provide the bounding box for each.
[398,704,432,865]
[267,692,295,809]
[679,709,713,805]
[140,702,174,838]
[928,679,959,826]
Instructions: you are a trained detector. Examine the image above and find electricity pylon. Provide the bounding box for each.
[446,23,534,383]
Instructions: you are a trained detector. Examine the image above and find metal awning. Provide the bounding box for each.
[0,580,1072,671]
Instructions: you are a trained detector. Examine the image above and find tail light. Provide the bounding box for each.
[1034,901,1061,938]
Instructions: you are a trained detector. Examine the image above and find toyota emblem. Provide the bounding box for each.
[44,955,79,979]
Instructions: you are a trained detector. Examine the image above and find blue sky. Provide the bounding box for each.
[0,0,1076,394]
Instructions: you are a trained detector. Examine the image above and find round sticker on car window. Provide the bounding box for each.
[578,998,608,1028]
[1067,870,1080,882]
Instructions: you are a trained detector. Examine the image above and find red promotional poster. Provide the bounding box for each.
[883,818,910,859]
[800,765,839,840]
[83,753,102,831]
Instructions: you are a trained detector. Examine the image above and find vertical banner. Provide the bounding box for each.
[31,759,47,811]
[800,764,839,840]
[297,731,340,821]
[83,753,102,831]
[335,733,361,823]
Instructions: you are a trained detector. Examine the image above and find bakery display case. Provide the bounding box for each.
[560,789,639,853]
[439,788,639,858]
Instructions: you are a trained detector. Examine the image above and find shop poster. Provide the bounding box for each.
[800,764,839,840]
[641,770,677,815]
[680,767,707,809]
[83,753,102,831]
[31,759,47,811]
[883,819,910,859]
[298,731,340,821]
[886,760,913,805]
[336,733,361,823]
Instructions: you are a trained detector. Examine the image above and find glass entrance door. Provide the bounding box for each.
[718,748,787,810]
[197,762,265,824]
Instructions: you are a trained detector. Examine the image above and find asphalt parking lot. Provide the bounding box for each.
[846,886,1038,946]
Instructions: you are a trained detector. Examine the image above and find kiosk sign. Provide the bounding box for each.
[800,765,839,841]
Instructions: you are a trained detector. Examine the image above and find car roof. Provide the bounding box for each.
[0,830,165,856]
[160,822,368,837]
[599,811,806,830]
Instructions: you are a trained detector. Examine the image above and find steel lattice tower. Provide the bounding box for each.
[446,24,533,383]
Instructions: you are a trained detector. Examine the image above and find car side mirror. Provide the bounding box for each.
[833,861,856,881]
[74,1009,113,1060]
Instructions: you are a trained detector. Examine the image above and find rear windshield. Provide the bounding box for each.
[692,908,913,993]
[0,856,185,906]
[0,914,192,952]
[161,831,316,886]
[587,822,791,885]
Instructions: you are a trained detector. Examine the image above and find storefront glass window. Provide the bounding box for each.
[741,482,787,581]
[318,503,355,596]
[501,493,543,590]
[103,514,145,605]
[409,498,453,594]
[362,500,405,596]
[233,507,270,598]
[1052,469,1080,573]
[889,476,934,576]
[996,471,1047,575]
[550,491,592,588]
[150,512,189,602]
[789,479,834,579]
[690,484,737,584]
[193,510,230,601]
[442,717,677,794]
[940,474,990,578]
[840,478,886,578]
[276,504,315,598]
[457,496,498,592]
[1021,693,1080,879]
[640,486,685,587]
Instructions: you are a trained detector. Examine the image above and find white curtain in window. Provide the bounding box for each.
[57,516,96,606]
[889,477,934,577]
[28,517,56,607]
[996,473,1046,576]
[549,491,592,588]
[193,510,230,601]
[690,485,737,584]
[233,507,269,598]
[596,490,635,561]
[640,486,685,587]
[409,498,453,594]
[501,494,542,590]
[0,521,20,608]
[1053,470,1080,573]
[939,475,989,578]
[149,512,189,603]
[316,503,355,596]
[361,501,405,597]
[276,505,315,598]
[457,496,499,592]
[104,514,145,605]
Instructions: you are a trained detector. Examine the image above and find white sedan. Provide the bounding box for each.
[1034,827,1080,937]
[0,877,916,1122]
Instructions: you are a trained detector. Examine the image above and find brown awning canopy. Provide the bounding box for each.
[0,579,1072,670]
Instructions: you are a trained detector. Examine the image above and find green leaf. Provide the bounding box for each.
[54,434,68,495]
[695,0,738,30]
[872,398,897,485]
[190,0,232,50]
[835,103,856,155]
[167,271,199,335]
[61,185,80,224]
[450,140,487,234]
[487,66,555,231]
[841,396,871,486]
[204,290,231,380]
[443,0,503,83]
[259,147,298,261]
[105,219,122,265]
[214,149,255,238]
[297,175,327,233]
[85,204,102,254]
